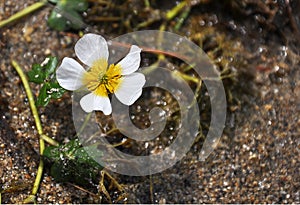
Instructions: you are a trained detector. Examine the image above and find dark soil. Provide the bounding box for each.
[0,0,299,203]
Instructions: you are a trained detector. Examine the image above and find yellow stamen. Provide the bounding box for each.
[82,59,122,97]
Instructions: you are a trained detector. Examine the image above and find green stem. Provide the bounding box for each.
[165,1,187,20]
[41,134,59,146]
[76,112,92,137]
[175,7,190,31]
[11,60,58,203]
[0,1,47,29]
[12,60,44,139]
[173,70,200,83]
[144,0,150,8]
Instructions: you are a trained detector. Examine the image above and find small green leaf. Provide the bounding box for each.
[62,139,80,156]
[48,10,67,31]
[27,64,46,84]
[27,56,65,107]
[44,139,103,185]
[74,146,103,169]
[47,82,66,99]
[64,9,85,30]
[36,82,65,107]
[63,0,88,12]
[47,0,88,31]
[44,139,102,168]
[50,161,67,182]
[36,83,51,107]
[43,144,61,160]
[44,56,58,77]
[27,57,58,83]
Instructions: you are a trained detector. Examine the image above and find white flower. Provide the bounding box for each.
[56,33,145,115]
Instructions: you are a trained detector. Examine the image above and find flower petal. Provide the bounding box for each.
[56,57,86,91]
[117,45,142,75]
[115,72,145,105]
[80,93,112,115]
[75,33,109,67]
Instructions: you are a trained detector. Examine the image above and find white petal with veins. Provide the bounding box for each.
[75,33,109,67]
[80,93,112,115]
[56,57,86,91]
[115,72,145,105]
[117,45,142,75]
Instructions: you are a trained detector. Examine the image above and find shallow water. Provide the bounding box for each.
[0,0,299,203]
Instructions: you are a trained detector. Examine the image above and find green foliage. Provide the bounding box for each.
[47,0,88,31]
[27,56,65,107]
[44,139,103,185]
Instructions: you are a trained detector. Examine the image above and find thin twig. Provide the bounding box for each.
[67,182,98,197]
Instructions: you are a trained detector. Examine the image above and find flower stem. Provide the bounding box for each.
[12,60,44,138]
[173,70,200,83]
[76,112,92,137]
[165,1,187,20]
[0,1,47,29]
[174,7,190,31]
[11,60,58,203]
[11,60,58,146]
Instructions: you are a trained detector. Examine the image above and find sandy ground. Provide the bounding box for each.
[0,0,299,203]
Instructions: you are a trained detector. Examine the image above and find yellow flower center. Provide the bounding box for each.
[82,59,122,96]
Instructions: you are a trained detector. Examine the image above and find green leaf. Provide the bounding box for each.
[43,143,60,160]
[63,0,88,12]
[74,146,103,169]
[64,9,85,30]
[47,82,66,99]
[36,81,65,107]
[44,139,102,168]
[37,81,65,107]
[27,56,65,107]
[44,139,103,185]
[27,64,46,84]
[27,56,58,83]
[48,10,67,31]
[36,83,51,107]
[50,161,67,182]
[44,139,80,161]
[44,56,58,77]
[47,0,88,31]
